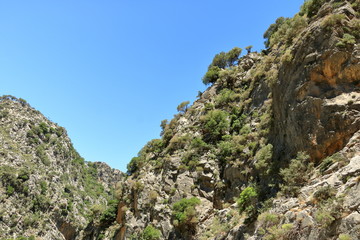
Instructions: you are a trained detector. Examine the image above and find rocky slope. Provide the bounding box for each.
[107,0,360,239]
[0,0,359,240]
[0,96,123,239]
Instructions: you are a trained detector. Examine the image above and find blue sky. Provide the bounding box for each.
[0,0,304,172]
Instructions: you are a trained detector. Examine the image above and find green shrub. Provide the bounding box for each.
[127,139,165,175]
[202,66,221,85]
[161,117,179,144]
[90,204,106,217]
[263,17,287,48]
[237,187,258,216]
[18,169,30,181]
[55,126,65,137]
[245,45,253,54]
[210,52,227,69]
[15,236,36,240]
[300,0,326,18]
[216,135,245,164]
[280,152,313,197]
[127,156,143,174]
[167,134,191,153]
[264,224,294,240]
[142,139,164,156]
[281,49,293,63]
[201,110,230,142]
[72,157,85,165]
[23,213,41,228]
[141,225,162,240]
[40,180,48,194]
[36,144,50,166]
[0,110,9,118]
[257,212,280,228]
[338,234,352,240]
[100,199,119,224]
[321,14,346,30]
[352,0,360,11]
[336,33,356,48]
[6,185,15,195]
[1,166,30,196]
[160,119,168,135]
[215,88,240,107]
[226,47,242,66]
[315,209,335,227]
[31,194,51,212]
[204,103,215,111]
[177,101,190,114]
[202,47,242,85]
[319,152,347,174]
[314,196,343,228]
[172,197,201,226]
[181,151,200,171]
[190,137,210,152]
[312,185,336,204]
[265,15,307,48]
[254,144,273,176]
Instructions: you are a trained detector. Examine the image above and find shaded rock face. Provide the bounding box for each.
[272,22,360,163]
[57,218,77,240]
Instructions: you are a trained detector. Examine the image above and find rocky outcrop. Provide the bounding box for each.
[272,1,360,164]
[247,130,360,240]
[0,96,123,239]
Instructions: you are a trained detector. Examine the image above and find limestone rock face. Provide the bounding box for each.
[272,1,360,164]
[0,96,123,239]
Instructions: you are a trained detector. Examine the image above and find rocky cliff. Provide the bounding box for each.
[109,0,360,239]
[1,0,359,240]
[0,96,123,239]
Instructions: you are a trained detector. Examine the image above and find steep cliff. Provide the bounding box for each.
[1,0,359,239]
[0,96,124,239]
[110,0,360,239]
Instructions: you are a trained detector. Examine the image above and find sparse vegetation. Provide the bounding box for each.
[202,66,221,85]
[172,197,201,227]
[338,234,352,240]
[100,199,119,224]
[300,0,326,18]
[202,47,242,85]
[140,225,162,240]
[336,33,356,48]
[245,45,253,54]
[321,13,346,30]
[237,186,258,217]
[280,152,313,197]
[254,144,273,178]
[1,0,359,238]
[177,101,190,114]
[264,14,307,48]
[319,152,348,174]
[215,88,241,107]
[314,196,344,228]
[201,110,230,142]
[312,185,336,204]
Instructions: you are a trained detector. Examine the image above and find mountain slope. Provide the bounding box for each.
[109,0,360,239]
[1,0,359,240]
[0,96,123,239]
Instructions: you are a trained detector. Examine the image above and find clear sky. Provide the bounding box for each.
[0,0,304,172]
